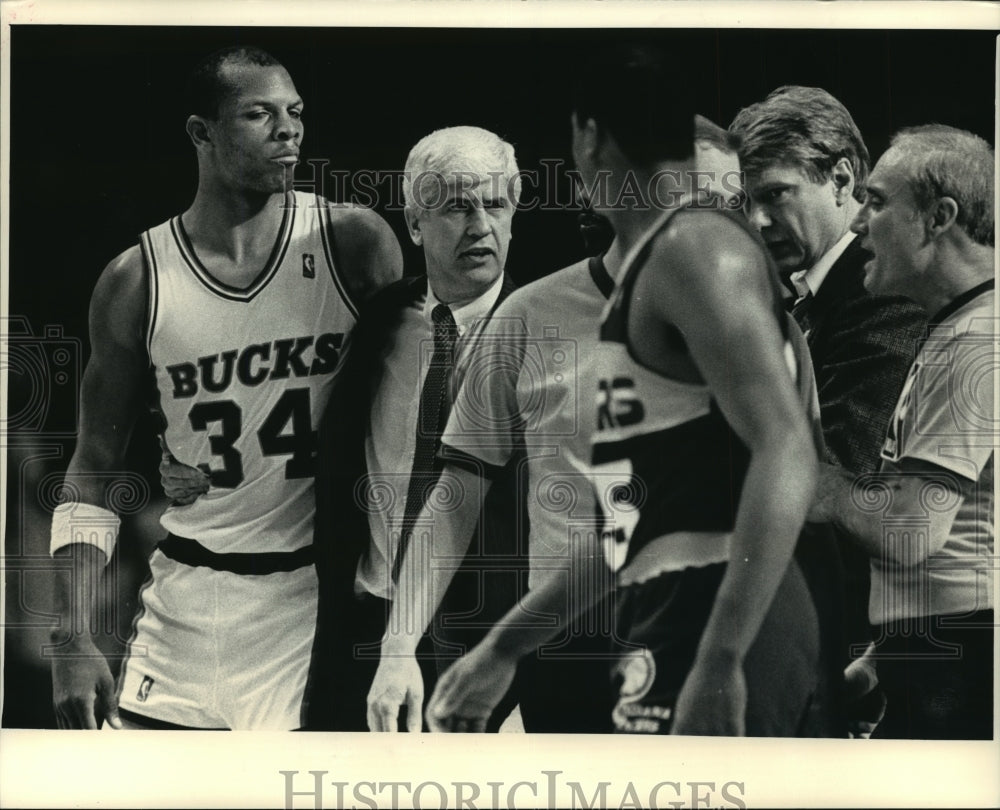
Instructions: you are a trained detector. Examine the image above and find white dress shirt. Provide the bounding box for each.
[356,273,505,599]
[788,230,858,302]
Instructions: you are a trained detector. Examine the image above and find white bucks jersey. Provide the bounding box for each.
[144,191,357,553]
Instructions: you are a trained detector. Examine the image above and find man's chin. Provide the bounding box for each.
[761,242,797,269]
[861,264,882,295]
[456,255,501,277]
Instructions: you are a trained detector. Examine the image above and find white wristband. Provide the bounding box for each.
[50,502,120,561]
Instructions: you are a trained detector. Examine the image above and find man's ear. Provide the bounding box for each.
[186,115,212,149]
[404,206,423,247]
[831,157,856,205]
[926,196,960,240]
[572,112,602,161]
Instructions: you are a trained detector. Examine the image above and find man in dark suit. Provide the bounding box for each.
[305,126,527,732]
[729,87,928,725]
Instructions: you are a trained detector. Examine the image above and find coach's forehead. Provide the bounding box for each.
[414,150,516,206]
[432,147,512,183]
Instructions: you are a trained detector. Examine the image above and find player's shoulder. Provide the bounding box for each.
[659,207,765,268]
[89,243,149,349]
[498,258,591,313]
[321,199,392,240]
[638,208,774,310]
[318,199,403,303]
[94,244,146,302]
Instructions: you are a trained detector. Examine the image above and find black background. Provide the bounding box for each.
[4,25,996,728]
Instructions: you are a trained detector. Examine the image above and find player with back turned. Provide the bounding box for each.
[49,46,401,730]
[427,44,844,736]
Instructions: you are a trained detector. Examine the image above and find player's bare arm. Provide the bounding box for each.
[51,246,149,730]
[427,522,608,732]
[326,203,404,303]
[810,456,968,565]
[634,215,818,735]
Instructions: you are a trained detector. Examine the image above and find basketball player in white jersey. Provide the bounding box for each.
[427,45,835,736]
[49,46,401,730]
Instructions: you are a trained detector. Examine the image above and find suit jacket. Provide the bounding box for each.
[796,236,928,476]
[306,271,526,728]
[795,236,928,655]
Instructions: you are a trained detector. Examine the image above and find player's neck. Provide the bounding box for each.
[599,159,692,252]
[606,207,673,255]
[183,188,288,264]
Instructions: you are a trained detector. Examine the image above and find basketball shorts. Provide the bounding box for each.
[116,537,318,730]
[611,558,824,735]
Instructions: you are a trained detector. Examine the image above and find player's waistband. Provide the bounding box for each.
[617,530,731,587]
[157,534,316,575]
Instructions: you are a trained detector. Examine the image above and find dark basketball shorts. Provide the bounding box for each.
[611,555,823,736]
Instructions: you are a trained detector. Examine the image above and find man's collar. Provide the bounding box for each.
[424,273,505,336]
[788,231,858,300]
[929,277,995,328]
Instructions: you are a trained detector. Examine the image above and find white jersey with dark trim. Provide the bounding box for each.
[144,191,356,554]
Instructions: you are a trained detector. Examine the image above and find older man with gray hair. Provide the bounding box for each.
[810,125,995,739]
[730,88,929,732]
[305,125,526,731]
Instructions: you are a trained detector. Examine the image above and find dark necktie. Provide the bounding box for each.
[392,303,458,582]
[791,290,815,335]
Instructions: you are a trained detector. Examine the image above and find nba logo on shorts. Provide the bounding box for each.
[137,675,154,702]
[302,253,316,279]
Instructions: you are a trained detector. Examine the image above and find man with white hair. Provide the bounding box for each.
[305,126,526,731]
[365,115,776,736]
[810,125,995,739]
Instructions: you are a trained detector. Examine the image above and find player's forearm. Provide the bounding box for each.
[694,433,815,667]
[51,545,108,648]
[484,536,609,663]
[382,465,488,655]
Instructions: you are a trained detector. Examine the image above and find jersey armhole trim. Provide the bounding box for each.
[139,230,158,365]
[319,197,361,320]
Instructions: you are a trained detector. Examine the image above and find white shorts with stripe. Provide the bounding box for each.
[116,546,318,730]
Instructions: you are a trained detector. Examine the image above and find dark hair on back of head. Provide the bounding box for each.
[186,45,284,119]
[571,42,699,166]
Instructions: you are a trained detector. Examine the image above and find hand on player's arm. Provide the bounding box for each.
[809,457,966,565]
[642,221,817,735]
[158,436,210,504]
[367,462,488,732]
[52,248,149,729]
